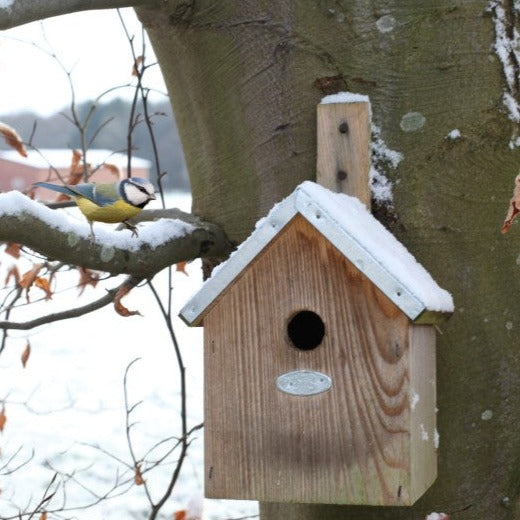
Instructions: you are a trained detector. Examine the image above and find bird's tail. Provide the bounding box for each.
[34,182,77,197]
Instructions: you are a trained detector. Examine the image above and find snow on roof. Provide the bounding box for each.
[180,181,454,326]
[0,149,151,169]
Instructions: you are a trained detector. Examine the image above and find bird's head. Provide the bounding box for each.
[120,177,156,208]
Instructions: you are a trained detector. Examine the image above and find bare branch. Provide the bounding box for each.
[0,0,155,30]
[0,277,139,330]
[0,192,233,278]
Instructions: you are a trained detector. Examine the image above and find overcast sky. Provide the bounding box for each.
[0,8,167,117]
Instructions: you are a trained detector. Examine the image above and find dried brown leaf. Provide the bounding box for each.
[502,173,520,233]
[53,151,87,202]
[5,242,21,259]
[34,277,53,300]
[5,265,20,287]
[77,268,101,295]
[0,405,6,432]
[176,261,189,276]
[66,170,83,186]
[19,264,43,289]
[103,163,121,178]
[19,263,44,301]
[40,512,47,520]
[0,122,27,157]
[132,55,144,76]
[134,463,145,485]
[71,149,82,173]
[114,284,142,317]
[174,511,187,520]
[21,342,31,368]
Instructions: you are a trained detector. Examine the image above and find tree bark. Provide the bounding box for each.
[137,1,520,519]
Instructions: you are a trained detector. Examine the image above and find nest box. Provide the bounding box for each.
[180,181,453,506]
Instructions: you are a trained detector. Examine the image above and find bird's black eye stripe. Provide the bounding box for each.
[131,184,150,194]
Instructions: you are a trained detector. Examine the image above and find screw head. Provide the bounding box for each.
[338,122,349,134]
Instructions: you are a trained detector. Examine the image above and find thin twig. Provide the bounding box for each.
[147,279,189,520]
[0,278,129,330]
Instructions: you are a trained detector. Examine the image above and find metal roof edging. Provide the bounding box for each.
[179,185,428,326]
[293,189,426,321]
[179,193,299,326]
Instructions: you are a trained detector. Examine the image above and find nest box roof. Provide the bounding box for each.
[180,181,454,326]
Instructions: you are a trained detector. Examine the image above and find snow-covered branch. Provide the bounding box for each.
[0,192,233,277]
[0,0,153,30]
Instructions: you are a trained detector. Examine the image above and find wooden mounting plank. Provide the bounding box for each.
[316,100,371,207]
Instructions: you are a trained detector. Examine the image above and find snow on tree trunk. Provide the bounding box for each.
[138,1,520,518]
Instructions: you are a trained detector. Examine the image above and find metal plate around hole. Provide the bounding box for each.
[276,370,332,396]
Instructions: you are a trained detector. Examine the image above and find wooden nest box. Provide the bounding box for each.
[180,181,453,506]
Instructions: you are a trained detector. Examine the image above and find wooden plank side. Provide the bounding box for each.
[204,215,413,505]
[409,324,437,502]
[316,102,371,208]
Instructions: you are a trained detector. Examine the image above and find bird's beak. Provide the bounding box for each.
[150,193,157,200]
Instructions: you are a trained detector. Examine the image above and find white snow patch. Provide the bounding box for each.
[370,167,393,202]
[320,91,370,105]
[506,321,513,330]
[420,423,429,441]
[0,0,14,8]
[371,123,403,203]
[488,1,520,142]
[410,391,420,410]
[503,91,520,122]
[434,428,440,449]
[509,135,520,148]
[446,129,462,140]
[0,191,195,251]
[372,125,403,169]
[426,513,449,520]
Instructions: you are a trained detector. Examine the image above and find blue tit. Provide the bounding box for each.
[34,177,156,237]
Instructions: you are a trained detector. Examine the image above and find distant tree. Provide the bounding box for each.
[0,99,190,191]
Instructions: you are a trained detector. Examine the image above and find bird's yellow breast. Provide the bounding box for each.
[75,197,142,223]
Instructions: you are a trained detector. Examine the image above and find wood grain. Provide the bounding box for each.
[409,324,437,501]
[203,216,434,505]
[316,102,371,208]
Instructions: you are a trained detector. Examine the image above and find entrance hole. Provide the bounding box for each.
[287,310,325,351]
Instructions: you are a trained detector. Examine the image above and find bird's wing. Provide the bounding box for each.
[34,182,120,207]
[65,183,120,207]
[86,183,121,207]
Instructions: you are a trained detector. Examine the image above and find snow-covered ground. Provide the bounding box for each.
[0,192,258,519]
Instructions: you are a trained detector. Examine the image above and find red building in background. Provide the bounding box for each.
[0,148,151,202]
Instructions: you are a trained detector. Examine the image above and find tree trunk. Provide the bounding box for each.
[137,1,520,518]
